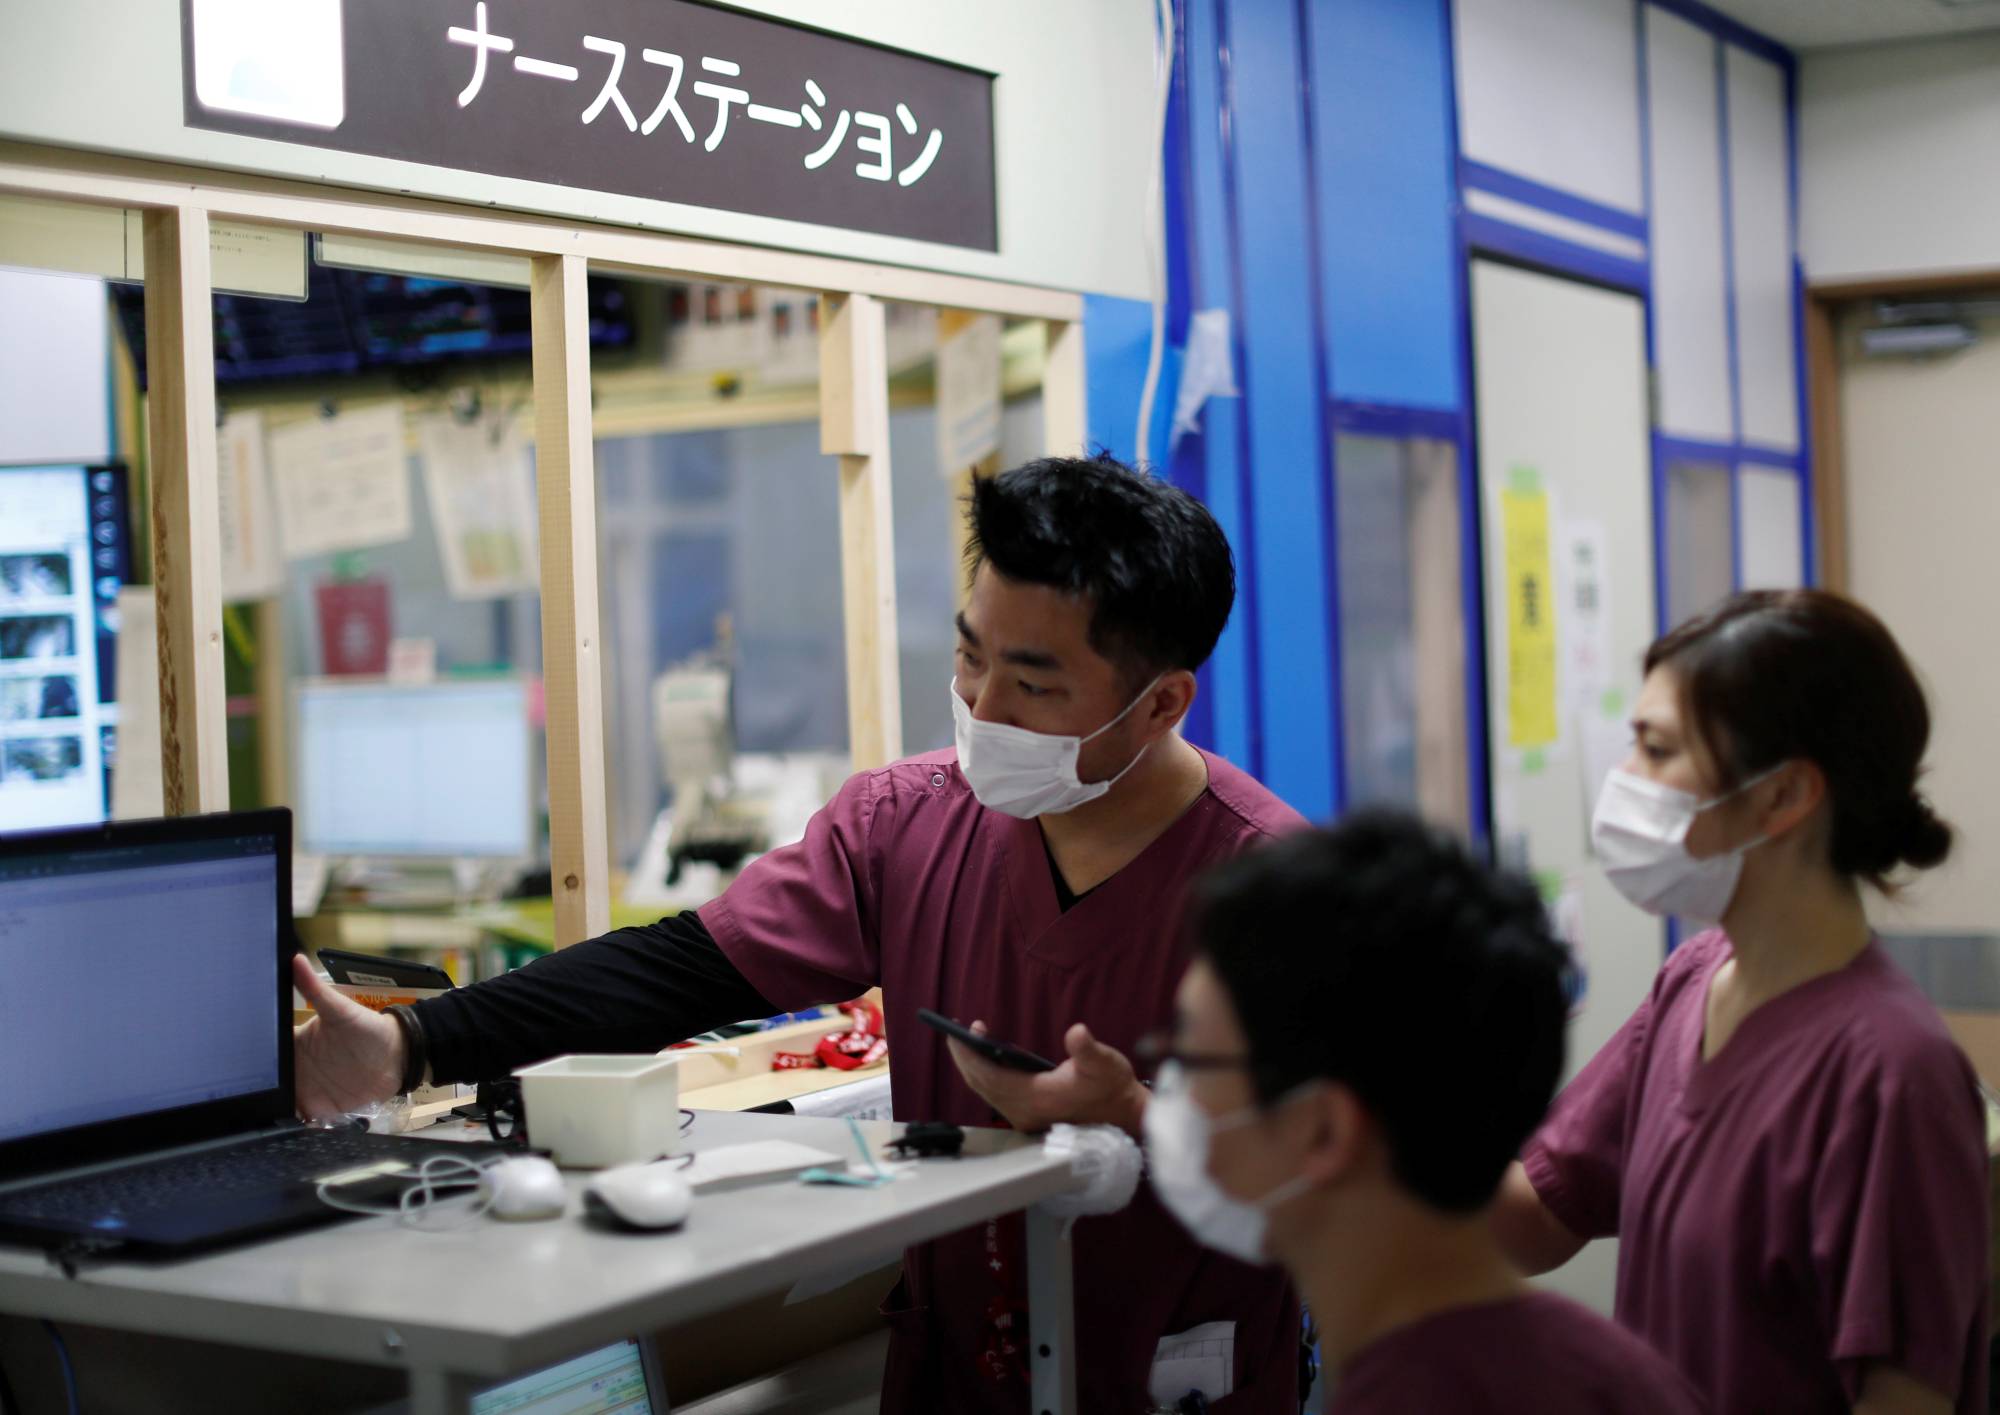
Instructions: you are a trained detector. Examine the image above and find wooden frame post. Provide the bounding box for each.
[141,205,229,814]
[254,599,289,806]
[1042,319,1088,458]
[937,308,1003,610]
[1803,295,1848,592]
[819,291,904,771]
[531,252,611,947]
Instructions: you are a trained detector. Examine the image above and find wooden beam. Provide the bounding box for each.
[531,253,611,947]
[936,309,1003,611]
[0,141,1084,323]
[141,206,228,815]
[1808,269,2000,303]
[1804,296,1849,593]
[1043,319,1088,458]
[819,292,904,770]
[255,598,289,807]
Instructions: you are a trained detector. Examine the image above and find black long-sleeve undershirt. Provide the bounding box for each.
[409,910,776,1085]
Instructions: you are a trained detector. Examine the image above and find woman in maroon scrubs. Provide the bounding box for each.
[1495,589,1989,1415]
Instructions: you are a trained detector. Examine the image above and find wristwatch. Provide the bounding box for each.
[383,1004,429,1095]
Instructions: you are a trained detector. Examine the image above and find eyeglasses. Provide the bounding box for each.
[1133,1030,1254,1074]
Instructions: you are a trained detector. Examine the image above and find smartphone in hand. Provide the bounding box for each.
[917,1008,1057,1073]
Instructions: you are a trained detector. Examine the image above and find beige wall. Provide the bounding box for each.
[1801,34,2000,285]
[1840,311,2000,932]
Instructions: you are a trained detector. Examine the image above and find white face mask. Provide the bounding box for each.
[1142,1062,1311,1266]
[1590,766,1779,922]
[950,675,1162,819]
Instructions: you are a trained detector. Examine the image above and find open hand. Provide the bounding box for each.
[945,1021,1147,1137]
[290,953,407,1120]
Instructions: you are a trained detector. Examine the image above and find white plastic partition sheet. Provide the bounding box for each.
[1727,46,1800,452]
[1472,259,1657,1315]
[1736,463,1804,590]
[1645,7,1733,443]
[1454,0,1644,213]
[1664,459,1735,626]
[0,268,110,466]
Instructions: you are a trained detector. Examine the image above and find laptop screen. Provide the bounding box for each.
[0,823,284,1145]
[471,1338,659,1415]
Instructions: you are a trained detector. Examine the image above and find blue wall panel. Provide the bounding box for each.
[1224,0,1338,820]
[1307,0,1462,412]
[1183,0,1258,775]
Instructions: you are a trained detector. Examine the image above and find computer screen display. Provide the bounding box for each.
[0,829,281,1144]
[111,267,634,388]
[294,678,534,858]
[0,464,132,834]
[471,1339,657,1415]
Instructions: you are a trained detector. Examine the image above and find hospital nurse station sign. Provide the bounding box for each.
[181,0,998,250]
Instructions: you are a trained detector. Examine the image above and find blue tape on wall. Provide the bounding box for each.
[1224,0,1338,821]
[1183,0,1259,774]
[1082,292,1180,470]
[1309,0,1462,412]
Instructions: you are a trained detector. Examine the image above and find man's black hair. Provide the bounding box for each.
[964,453,1235,679]
[1192,810,1572,1215]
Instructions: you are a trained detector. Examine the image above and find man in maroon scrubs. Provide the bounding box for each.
[292,455,1308,1412]
[1149,814,1702,1415]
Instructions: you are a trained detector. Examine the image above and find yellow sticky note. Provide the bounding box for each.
[1502,482,1558,749]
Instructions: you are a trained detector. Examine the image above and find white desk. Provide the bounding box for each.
[0,1112,1084,1413]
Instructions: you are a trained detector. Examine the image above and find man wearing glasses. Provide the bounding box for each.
[292,455,1309,1413]
[1142,813,1702,1413]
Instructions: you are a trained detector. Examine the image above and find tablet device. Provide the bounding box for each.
[916,1008,1057,1073]
[316,946,457,991]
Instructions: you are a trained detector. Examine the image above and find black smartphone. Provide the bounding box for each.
[916,1008,1057,1073]
[316,946,457,991]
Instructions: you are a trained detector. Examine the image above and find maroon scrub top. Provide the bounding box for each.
[1328,1292,1704,1414]
[1523,929,1990,1414]
[706,747,1309,1414]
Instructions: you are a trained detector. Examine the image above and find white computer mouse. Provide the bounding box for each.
[479,1156,567,1221]
[582,1162,693,1231]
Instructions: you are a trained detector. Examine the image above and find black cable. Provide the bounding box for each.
[42,1322,77,1415]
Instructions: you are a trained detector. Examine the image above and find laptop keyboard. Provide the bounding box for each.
[2,1129,466,1224]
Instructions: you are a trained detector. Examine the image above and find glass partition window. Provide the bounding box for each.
[597,424,848,868]
[1333,433,1469,831]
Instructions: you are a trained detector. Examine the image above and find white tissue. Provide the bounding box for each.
[1038,1123,1143,1217]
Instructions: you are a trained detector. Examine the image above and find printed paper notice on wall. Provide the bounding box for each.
[935,313,1002,479]
[270,404,412,559]
[1502,468,1558,750]
[1559,519,1611,695]
[418,412,539,600]
[215,411,284,603]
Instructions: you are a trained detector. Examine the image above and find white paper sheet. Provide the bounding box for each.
[936,314,1002,478]
[418,411,540,600]
[1170,308,1240,446]
[215,410,284,603]
[787,1072,894,1122]
[1150,1320,1236,1405]
[270,404,412,559]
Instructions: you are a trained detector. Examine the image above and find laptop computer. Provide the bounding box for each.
[0,807,505,1258]
[361,1335,667,1415]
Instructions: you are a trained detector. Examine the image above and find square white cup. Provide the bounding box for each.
[513,1054,682,1169]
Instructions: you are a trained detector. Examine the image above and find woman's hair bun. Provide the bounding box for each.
[1896,792,1954,871]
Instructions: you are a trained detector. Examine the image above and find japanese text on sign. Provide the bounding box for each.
[183,0,996,250]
